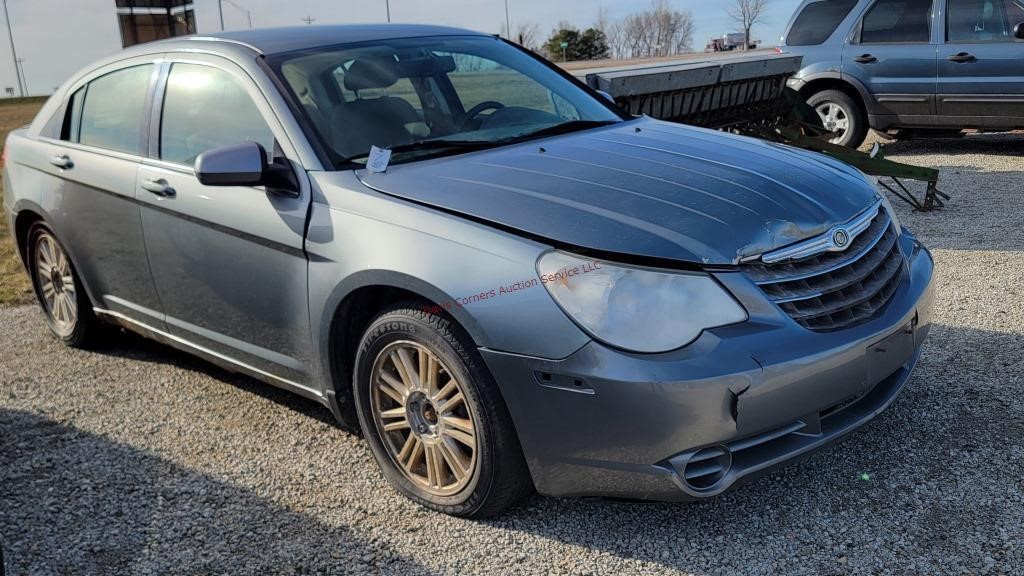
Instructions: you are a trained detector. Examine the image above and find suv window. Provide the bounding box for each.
[787,0,859,45]
[947,0,1024,42]
[77,65,153,154]
[860,0,934,43]
[160,63,275,166]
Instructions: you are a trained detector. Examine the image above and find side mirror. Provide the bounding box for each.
[1015,22,1024,40]
[195,142,298,195]
[596,90,615,103]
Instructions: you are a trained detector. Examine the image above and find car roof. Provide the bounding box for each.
[151,24,489,56]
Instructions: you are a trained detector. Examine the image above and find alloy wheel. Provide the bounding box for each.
[815,102,851,144]
[34,232,78,335]
[370,341,479,496]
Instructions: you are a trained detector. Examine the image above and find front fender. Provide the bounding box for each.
[791,69,874,116]
[305,172,593,421]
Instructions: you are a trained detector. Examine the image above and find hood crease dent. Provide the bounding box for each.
[357,118,878,266]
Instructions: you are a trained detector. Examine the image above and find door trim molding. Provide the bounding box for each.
[94,307,323,400]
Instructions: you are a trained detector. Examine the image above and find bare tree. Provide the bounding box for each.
[593,5,622,59]
[501,20,541,51]
[514,22,541,51]
[618,0,695,59]
[728,0,768,50]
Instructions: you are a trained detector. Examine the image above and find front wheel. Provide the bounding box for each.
[353,303,532,518]
[27,222,102,348]
[808,89,868,149]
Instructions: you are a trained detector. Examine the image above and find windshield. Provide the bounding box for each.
[270,35,624,168]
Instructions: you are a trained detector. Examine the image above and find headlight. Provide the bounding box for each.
[536,251,747,353]
[860,171,903,235]
[878,192,903,235]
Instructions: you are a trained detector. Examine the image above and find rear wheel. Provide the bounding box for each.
[808,89,868,149]
[27,223,101,348]
[353,303,531,517]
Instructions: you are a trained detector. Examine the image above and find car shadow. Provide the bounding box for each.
[95,326,340,428]
[875,131,1024,157]
[0,407,437,575]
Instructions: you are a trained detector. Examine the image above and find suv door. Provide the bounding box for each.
[39,59,166,327]
[137,57,314,390]
[844,0,939,122]
[938,0,1024,124]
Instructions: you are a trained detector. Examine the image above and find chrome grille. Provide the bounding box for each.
[744,205,905,331]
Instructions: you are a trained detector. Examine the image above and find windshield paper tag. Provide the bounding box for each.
[367,146,392,173]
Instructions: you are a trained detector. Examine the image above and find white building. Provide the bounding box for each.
[0,0,425,97]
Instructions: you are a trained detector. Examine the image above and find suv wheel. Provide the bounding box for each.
[27,222,101,348]
[353,302,532,517]
[808,89,868,149]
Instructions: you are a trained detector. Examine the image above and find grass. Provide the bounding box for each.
[0,97,46,305]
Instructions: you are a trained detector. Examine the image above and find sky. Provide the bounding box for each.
[200,0,805,48]
[0,0,804,96]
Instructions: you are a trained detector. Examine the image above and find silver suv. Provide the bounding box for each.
[782,0,1024,147]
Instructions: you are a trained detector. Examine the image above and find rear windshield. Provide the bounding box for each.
[787,0,859,45]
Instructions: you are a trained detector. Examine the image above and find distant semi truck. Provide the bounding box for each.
[706,32,761,52]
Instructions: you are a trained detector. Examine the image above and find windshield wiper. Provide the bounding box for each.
[337,139,499,167]
[501,119,620,143]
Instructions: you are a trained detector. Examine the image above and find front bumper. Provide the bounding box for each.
[481,231,935,500]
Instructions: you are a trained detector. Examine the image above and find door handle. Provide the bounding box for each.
[853,54,878,64]
[49,155,73,169]
[947,52,976,63]
[141,178,176,197]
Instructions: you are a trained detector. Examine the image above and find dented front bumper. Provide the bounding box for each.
[480,231,934,500]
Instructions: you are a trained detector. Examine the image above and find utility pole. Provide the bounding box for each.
[1,0,23,97]
[301,15,316,25]
[222,0,253,29]
[15,57,25,95]
[217,0,225,30]
[504,0,511,39]
[385,0,391,22]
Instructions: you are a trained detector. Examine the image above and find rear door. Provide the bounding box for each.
[937,0,1024,123]
[137,56,315,390]
[39,59,165,327]
[844,0,939,121]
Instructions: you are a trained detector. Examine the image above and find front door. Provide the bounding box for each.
[844,0,938,120]
[136,58,314,390]
[937,0,1024,123]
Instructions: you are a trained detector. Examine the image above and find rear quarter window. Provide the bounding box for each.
[787,0,860,45]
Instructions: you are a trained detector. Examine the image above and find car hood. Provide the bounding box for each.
[357,118,879,265]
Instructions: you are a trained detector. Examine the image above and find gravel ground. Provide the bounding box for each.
[2,133,1023,575]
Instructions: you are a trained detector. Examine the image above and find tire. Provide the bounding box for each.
[353,302,532,518]
[27,222,102,348]
[808,89,868,149]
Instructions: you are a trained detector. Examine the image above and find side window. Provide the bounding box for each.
[860,0,934,43]
[160,63,276,166]
[787,0,859,45]
[78,65,153,154]
[947,0,1024,42]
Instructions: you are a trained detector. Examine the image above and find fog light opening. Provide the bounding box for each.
[682,445,733,492]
